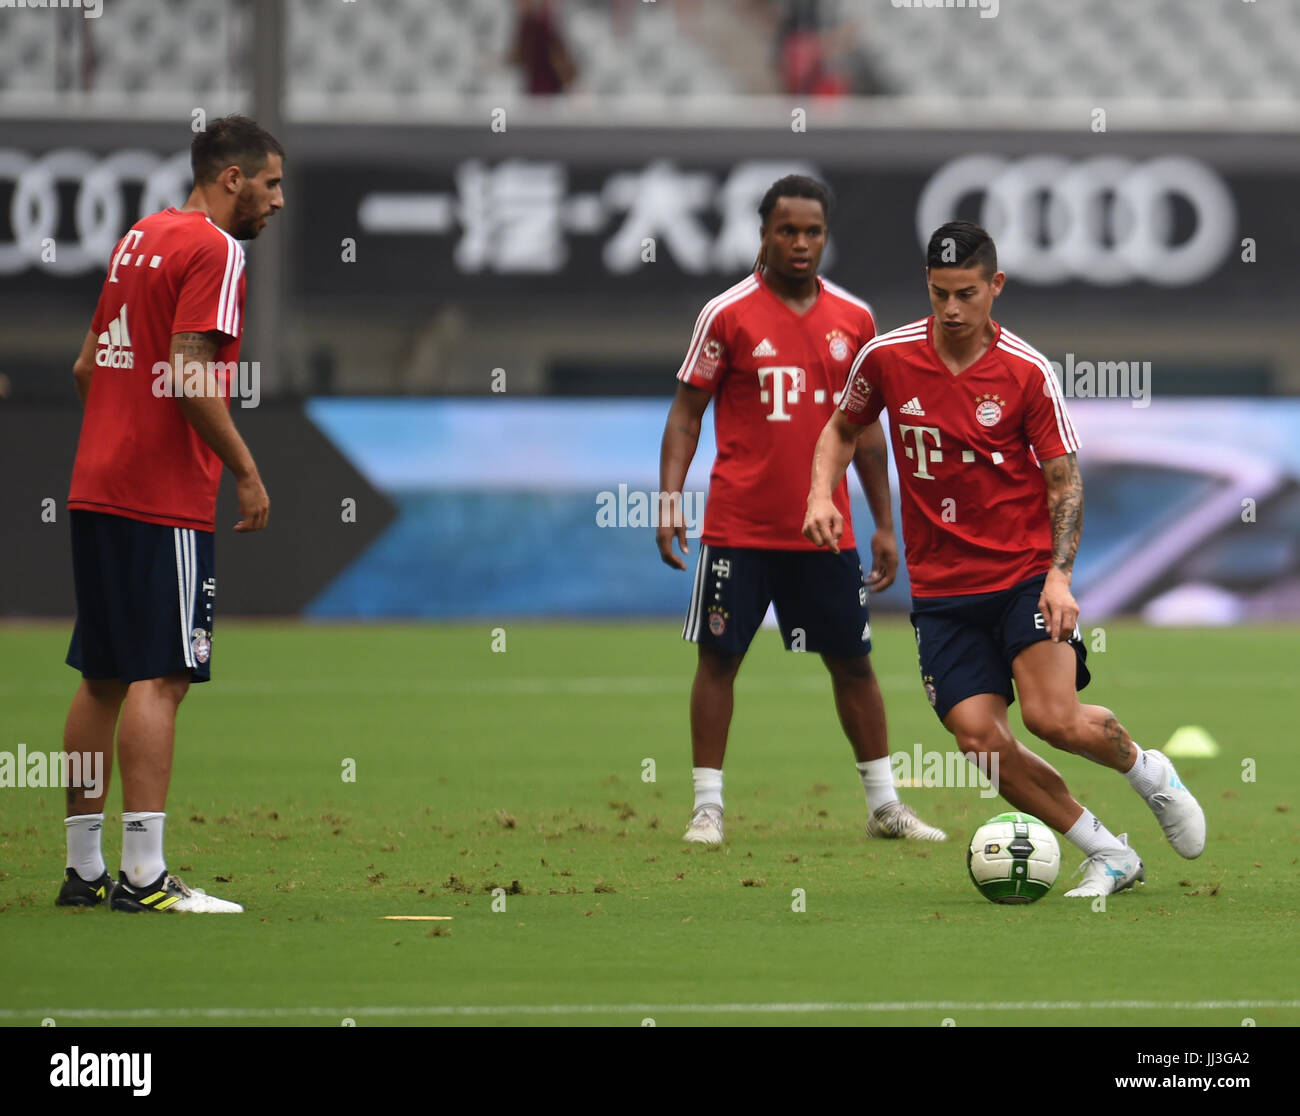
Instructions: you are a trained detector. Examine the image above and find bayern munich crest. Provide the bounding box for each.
[708,611,727,636]
[191,627,211,665]
[974,393,1006,427]
[826,330,851,362]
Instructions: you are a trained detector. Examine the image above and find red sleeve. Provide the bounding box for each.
[1021,359,1081,459]
[172,233,246,341]
[675,301,730,394]
[839,342,884,426]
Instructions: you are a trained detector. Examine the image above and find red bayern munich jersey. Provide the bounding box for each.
[69,207,247,532]
[677,271,876,549]
[839,316,1080,597]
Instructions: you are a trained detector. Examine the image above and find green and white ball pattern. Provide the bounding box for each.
[967,812,1060,904]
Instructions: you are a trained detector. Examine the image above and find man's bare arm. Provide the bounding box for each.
[803,409,864,553]
[849,421,899,591]
[1041,451,1083,578]
[656,381,710,569]
[168,331,269,532]
[850,422,893,534]
[1038,451,1083,641]
[168,332,255,478]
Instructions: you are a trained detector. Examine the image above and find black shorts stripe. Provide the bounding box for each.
[682,542,710,642]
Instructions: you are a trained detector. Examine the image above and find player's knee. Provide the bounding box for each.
[84,677,127,707]
[950,720,1014,761]
[696,647,743,682]
[1021,702,1078,748]
[822,654,873,685]
[134,673,190,707]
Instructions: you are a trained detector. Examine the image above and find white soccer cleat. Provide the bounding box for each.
[1143,750,1207,859]
[111,871,243,913]
[866,801,947,841]
[682,805,724,845]
[1063,834,1145,898]
[169,877,244,913]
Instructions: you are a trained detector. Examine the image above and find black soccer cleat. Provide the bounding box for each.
[55,867,115,907]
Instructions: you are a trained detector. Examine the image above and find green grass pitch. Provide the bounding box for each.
[1,620,1297,1027]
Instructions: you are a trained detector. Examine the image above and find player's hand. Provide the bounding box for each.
[1038,567,1078,642]
[655,491,689,570]
[802,495,842,554]
[865,526,898,593]
[234,472,270,533]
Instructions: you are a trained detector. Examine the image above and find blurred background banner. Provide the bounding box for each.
[2,126,1296,398]
[1,0,1297,620]
[288,397,1300,625]
[4,397,1295,622]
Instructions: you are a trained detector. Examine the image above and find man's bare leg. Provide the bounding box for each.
[1012,641,1206,858]
[943,692,1145,896]
[823,653,946,839]
[683,646,743,844]
[59,678,125,895]
[116,673,189,886]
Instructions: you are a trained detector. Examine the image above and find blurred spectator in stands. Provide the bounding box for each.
[773,0,878,96]
[510,0,577,94]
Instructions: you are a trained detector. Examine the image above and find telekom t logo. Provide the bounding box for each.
[757,366,805,422]
[897,423,943,479]
[108,230,144,284]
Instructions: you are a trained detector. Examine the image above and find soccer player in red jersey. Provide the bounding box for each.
[657,175,945,846]
[805,221,1206,897]
[55,116,283,913]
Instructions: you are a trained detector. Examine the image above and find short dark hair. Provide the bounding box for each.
[926,221,997,277]
[758,174,832,226]
[191,114,285,185]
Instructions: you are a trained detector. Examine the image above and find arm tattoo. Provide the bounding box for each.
[173,331,218,365]
[1044,452,1083,576]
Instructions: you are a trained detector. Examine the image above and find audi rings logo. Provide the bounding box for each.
[0,149,191,276]
[917,154,1236,287]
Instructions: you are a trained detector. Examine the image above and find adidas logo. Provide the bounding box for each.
[96,305,134,369]
[899,396,926,416]
[752,338,778,357]
[125,820,146,832]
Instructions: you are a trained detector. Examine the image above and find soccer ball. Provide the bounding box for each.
[967,812,1060,904]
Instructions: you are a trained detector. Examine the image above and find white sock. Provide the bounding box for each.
[692,767,723,812]
[1123,744,1163,798]
[121,811,166,888]
[65,813,106,882]
[1063,808,1125,857]
[857,757,898,813]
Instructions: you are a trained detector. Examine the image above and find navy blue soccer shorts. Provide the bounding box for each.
[67,509,216,684]
[909,571,1090,722]
[681,544,873,658]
